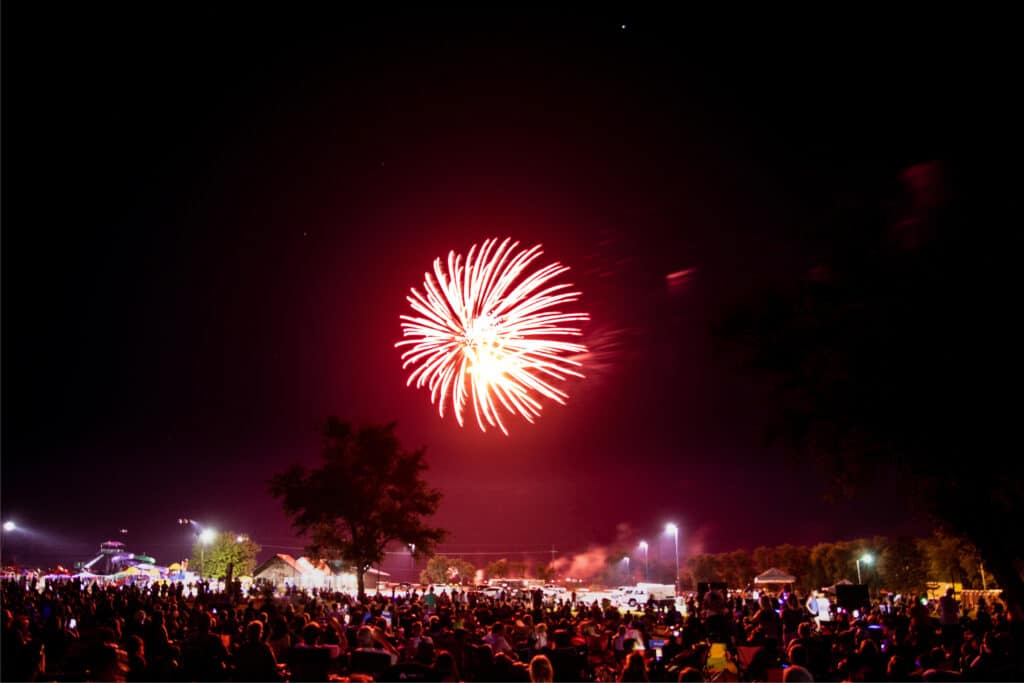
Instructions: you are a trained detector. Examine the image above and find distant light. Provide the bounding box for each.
[3,521,14,532]
[620,24,627,30]
[860,553,874,564]
[639,540,648,551]
[120,528,128,534]
[235,535,247,543]
[665,523,678,535]
[200,529,217,544]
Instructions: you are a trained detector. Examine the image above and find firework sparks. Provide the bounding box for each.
[397,238,589,434]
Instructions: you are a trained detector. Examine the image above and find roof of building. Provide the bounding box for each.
[253,554,391,578]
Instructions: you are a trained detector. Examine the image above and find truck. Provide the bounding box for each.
[618,583,677,606]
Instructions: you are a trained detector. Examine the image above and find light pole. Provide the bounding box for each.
[666,523,680,596]
[639,541,648,583]
[409,543,416,577]
[622,556,630,582]
[856,552,873,584]
[1,521,16,567]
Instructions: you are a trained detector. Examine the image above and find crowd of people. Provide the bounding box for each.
[2,576,1023,681]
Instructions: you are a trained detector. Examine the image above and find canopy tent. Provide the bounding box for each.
[754,568,796,585]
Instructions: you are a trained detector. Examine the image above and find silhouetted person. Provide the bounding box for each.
[234,621,281,682]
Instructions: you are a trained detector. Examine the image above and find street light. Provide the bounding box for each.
[622,556,630,581]
[665,523,680,596]
[856,553,873,584]
[639,541,648,582]
[3,521,14,532]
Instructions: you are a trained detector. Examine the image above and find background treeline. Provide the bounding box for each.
[680,531,993,594]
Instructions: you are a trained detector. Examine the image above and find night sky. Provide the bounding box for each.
[4,9,1007,574]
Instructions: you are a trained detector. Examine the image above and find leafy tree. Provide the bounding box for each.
[922,530,972,586]
[486,559,509,579]
[878,536,928,594]
[723,549,755,589]
[686,554,721,583]
[533,562,557,582]
[190,531,261,579]
[752,546,777,574]
[810,541,855,586]
[269,419,446,598]
[420,555,476,585]
[775,544,812,590]
[507,560,529,579]
[716,163,1024,615]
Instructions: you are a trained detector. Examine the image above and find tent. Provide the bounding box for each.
[754,568,796,585]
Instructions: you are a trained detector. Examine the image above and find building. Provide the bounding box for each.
[253,554,390,592]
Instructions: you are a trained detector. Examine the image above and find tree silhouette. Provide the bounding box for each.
[533,562,557,582]
[717,162,1023,614]
[485,559,510,579]
[269,419,446,598]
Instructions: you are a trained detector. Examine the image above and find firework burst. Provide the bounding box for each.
[397,238,589,434]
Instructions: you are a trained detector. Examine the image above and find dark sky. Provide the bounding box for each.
[3,8,1008,574]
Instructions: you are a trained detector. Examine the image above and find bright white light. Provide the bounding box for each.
[235,535,247,543]
[639,540,648,551]
[860,553,874,564]
[665,523,678,535]
[2,521,14,532]
[200,529,217,544]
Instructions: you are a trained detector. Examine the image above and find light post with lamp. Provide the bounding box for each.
[856,553,873,584]
[639,541,648,582]
[179,518,217,578]
[665,523,680,596]
[1,521,15,565]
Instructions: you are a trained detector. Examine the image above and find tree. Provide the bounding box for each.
[809,542,855,587]
[190,531,261,579]
[878,536,928,595]
[269,419,447,598]
[716,163,1024,615]
[921,529,979,586]
[533,562,557,582]
[420,555,476,585]
[486,559,509,579]
[686,555,721,584]
[507,560,529,579]
[722,549,755,590]
[775,544,812,592]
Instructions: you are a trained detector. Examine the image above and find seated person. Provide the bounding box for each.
[350,625,399,675]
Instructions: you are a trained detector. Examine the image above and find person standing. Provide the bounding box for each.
[939,587,961,648]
